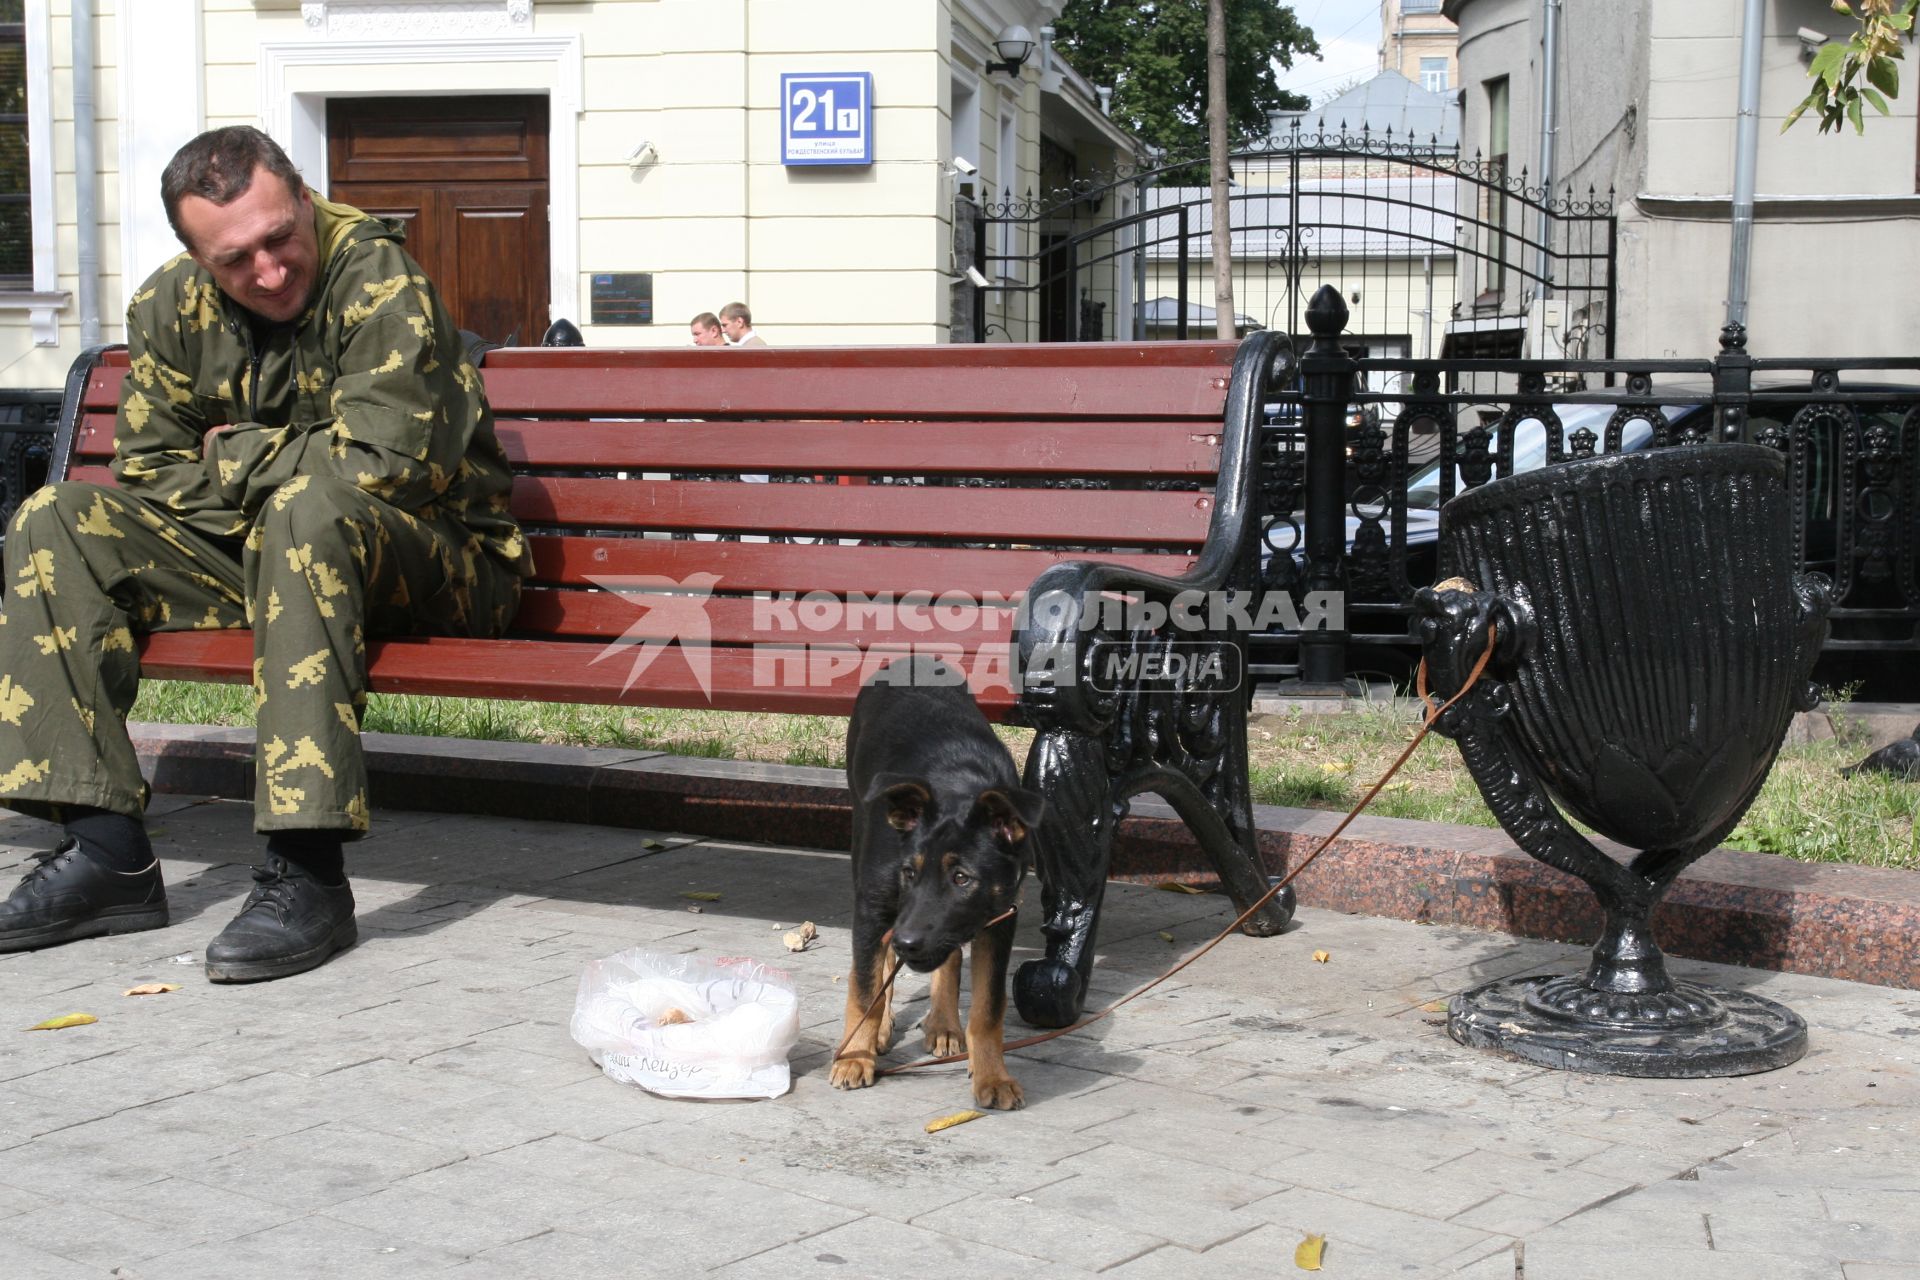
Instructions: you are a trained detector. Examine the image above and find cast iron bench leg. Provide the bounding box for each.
[1013,683,1295,1030]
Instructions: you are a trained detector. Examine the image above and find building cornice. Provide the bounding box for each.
[1636,192,1920,222]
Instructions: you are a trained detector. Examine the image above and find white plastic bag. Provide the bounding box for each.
[570,949,800,1100]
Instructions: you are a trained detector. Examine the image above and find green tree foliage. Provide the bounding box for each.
[1786,0,1915,134]
[1052,0,1321,163]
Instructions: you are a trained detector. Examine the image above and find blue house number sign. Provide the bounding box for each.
[781,72,873,166]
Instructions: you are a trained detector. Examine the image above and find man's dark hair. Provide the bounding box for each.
[691,311,721,331]
[162,126,304,249]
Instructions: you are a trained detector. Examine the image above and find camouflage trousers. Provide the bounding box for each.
[0,476,521,836]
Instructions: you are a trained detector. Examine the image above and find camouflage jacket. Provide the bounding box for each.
[111,192,531,576]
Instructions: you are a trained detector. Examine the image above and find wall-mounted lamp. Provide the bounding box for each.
[985,24,1036,77]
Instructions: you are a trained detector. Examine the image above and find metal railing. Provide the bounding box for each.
[1253,285,1920,690]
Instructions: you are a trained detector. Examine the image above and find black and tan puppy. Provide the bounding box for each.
[830,655,1044,1110]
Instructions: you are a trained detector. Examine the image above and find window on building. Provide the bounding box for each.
[951,73,980,200]
[0,0,27,287]
[1483,75,1510,302]
[1420,57,1449,93]
[1402,0,1444,12]
[996,105,1017,279]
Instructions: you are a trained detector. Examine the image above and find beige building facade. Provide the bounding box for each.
[0,0,1139,393]
[1447,0,1920,360]
[1382,0,1457,97]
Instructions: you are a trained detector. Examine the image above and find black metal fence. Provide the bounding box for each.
[979,122,1615,357]
[0,389,59,545]
[1253,285,1920,694]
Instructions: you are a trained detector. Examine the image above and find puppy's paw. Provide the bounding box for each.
[829,1055,876,1091]
[922,1017,966,1058]
[972,1073,1024,1111]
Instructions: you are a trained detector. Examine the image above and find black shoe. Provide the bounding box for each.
[0,838,169,952]
[205,855,356,983]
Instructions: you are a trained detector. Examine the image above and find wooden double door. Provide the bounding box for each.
[327,96,550,347]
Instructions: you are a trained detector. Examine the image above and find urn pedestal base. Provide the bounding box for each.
[1447,974,1808,1078]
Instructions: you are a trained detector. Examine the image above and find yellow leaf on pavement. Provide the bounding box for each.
[924,1109,984,1134]
[680,891,722,902]
[26,1013,97,1031]
[1157,882,1204,894]
[1312,950,1331,964]
[123,984,181,997]
[1419,999,1449,1013]
[642,839,666,851]
[1159,931,1176,943]
[1295,1233,1326,1270]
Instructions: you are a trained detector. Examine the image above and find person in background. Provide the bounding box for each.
[719,302,767,348]
[690,312,725,347]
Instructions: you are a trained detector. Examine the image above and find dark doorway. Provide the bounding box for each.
[327,95,550,347]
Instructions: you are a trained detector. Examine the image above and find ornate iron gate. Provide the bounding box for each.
[980,120,1615,358]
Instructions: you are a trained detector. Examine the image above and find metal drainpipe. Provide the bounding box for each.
[72,0,101,347]
[1726,0,1765,333]
[1533,0,1560,297]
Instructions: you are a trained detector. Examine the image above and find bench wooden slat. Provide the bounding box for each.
[61,467,1211,548]
[512,476,1212,544]
[489,421,1223,477]
[512,588,1015,647]
[82,345,1238,422]
[73,412,1220,479]
[527,536,1195,595]
[135,630,1020,715]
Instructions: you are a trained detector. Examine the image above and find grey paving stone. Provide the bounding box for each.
[187,1120,465,1208]
[908,1190,1168,1270]
[604,1107,1064,1223]
[1706,1211,1920,1266]
[706,1212,1067,1278]
[1104,1225,1425,1279]
[1427,1147,1637,1212]
[0,1240,95,1280]
[1514,1244,1841,1280]
[1023,1145,1291,1250]
[321,1183,556,1255]
[1261,1146,1504,1219]
[1238,1185,1495,1266]
[135,1211,469,1280]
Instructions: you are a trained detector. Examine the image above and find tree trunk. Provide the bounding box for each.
[1207,0,1236,341]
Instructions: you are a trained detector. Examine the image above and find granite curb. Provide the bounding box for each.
[129,721,1920,992]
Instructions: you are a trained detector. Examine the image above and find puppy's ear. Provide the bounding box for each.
[864,774,932,832]
[976,787,1046,845]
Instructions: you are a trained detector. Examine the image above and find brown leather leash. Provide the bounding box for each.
[833,628,1498,1078]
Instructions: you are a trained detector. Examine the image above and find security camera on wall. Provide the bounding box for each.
[951,155,979,176]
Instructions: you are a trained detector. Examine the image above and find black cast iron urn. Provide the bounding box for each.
[1415,443,1830,1076]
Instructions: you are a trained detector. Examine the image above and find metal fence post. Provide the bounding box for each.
[1176,206,1191,341]
[1297,284,1353,688]
[1713,322,1752,443]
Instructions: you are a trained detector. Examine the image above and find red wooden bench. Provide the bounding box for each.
[48,337,1297,1026]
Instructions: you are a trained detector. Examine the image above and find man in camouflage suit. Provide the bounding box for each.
[0,126,529,981]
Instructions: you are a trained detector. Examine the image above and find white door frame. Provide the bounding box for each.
[259,36,584,328]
